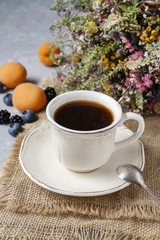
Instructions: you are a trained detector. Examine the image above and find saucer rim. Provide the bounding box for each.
[19,122,145,197]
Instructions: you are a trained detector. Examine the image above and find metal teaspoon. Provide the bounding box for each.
[116,164,160,206]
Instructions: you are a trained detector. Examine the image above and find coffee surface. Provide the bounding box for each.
[54,100,114,131]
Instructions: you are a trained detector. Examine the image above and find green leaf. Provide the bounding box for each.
[135,90,144,109]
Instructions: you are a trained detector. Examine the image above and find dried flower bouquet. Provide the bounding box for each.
[50,0,160,114]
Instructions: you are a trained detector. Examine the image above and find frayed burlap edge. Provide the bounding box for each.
[0,124,35,207]
[0,228,159,240]
[5,199,160,222]
[0,77,160,224]
[0,206,159,240]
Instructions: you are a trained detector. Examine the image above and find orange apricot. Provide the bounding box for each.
[12,83,47,112]
[38,42,61,66]
[0,62,27,88]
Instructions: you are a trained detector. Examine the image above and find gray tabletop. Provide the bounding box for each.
[0,0,58,167]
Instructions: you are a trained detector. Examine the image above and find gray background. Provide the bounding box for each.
[0,0,58,167]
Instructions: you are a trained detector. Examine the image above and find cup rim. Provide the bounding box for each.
[46,90,122,134]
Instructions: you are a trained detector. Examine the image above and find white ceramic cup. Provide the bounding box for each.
[46,90,145,172]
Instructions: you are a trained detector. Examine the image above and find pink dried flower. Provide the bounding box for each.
[129,46,135,53]
[120,35,129,44]
[148,103,154,111]
[57,73,66,82]
[138,85,146,91]
[125,72,153,91]
[139,5,145,11]
[144,102,154,111]
[98,17,106,23]
[71,61,75,69]
[141,74,153,88]
[125,42,132,48]
[105,0,112,4]
[129,70,136,77]
[129,51,143,60]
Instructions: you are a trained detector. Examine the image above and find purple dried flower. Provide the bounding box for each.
[153,85,160,100]
[108,29,121,45]
[116,48,126,56]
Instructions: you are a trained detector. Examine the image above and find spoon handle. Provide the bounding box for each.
[142,185,160,206]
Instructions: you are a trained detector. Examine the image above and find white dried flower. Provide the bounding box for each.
[129,90,133,95]
[145,6,148,11]
[143,14,147,19]
[144,52,148,57]
[111,8,114,13]
[79,35,84,41]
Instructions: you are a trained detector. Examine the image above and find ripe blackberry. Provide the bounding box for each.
[10,115,23,125]
[0,110,11,124]
[0,82,4,93]
[44,87,56,102]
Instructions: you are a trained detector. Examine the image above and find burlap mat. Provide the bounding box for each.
[0,208,160,239]
[0,78,160,239]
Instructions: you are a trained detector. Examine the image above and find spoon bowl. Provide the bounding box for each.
[116,164,145,186]
[116,164,160,206]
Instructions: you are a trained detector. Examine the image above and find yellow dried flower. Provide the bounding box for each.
[150,36,156,42]
[140,36,145,41]
[153,102,160,114]
[104,58,109,63]
[151,30,158,36]
[111,56,116,60]
[110,63,116,68]
[131,102,136,110]
[149,16,154,21]
[103,84,110,93]
[157,18,160,24]
[147,26,152,32]
[142,32,148,38]
[145,38,150,43]
[84,21,97,34]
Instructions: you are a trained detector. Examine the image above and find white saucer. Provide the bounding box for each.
[19,121,145,197]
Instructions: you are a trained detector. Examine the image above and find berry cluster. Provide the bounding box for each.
[0,80,57,137]
[10,115,23,125]
[44,87,56,101]
[0,110,10,124]
[0,109,36,137]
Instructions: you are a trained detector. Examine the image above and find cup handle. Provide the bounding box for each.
[114,112,145,151]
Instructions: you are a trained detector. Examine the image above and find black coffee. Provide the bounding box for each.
[54,100,114,131]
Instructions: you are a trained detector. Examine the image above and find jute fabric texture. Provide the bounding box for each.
[0,78,160,239]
